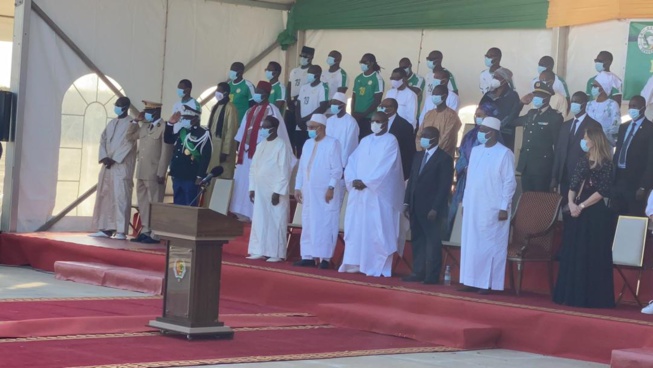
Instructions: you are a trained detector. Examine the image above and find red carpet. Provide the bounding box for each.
[0,326,450,368]
[2,231,653,364]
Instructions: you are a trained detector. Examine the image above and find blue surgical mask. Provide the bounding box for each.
[570,102,583,115]
[426,60,435,70]
[419,137,433,149]
[484,57,493,67]
[253,93,263,103]
[377,106,386,113]
[177,88,185,98]
[629,108,642,120]
[432,79,442,86]
[360,63,369,72]
[299,57,310,67]
[475,116,483,125]
[228,70,238,81]
[591,86,600,97]
[307,73,316,83]
[595,62,604,72]
[532,96,545,108]
[580,139,590,152]
[326,56,336,66]
[330,104,342,115]
[431,95,443,106]
[145,113,154,122]
[308,129,318,139]
[265,70,274,81]
[114,106,125,115]
[477,131,489,144]
[537,65,546,74]
[259,128,271,139]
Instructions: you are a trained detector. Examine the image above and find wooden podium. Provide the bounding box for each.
[147,203,242,339]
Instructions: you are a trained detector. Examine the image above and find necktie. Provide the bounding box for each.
[570,118,578,135]
[618,123,637,169]
[419,151,429,174]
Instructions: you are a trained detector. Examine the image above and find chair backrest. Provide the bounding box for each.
[443,203,463,247]
[612,215,648,267]
[290,202,303,228]
[338,191,349,232]
[510,191,562,258]
[207,179,234,216]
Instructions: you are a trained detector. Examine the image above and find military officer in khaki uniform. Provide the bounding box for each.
[511,82,563,192]
[131,100,173,243]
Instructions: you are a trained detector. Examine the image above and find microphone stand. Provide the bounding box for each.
[189,182,211,207]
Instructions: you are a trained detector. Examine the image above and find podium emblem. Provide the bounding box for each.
[173,259,187,281]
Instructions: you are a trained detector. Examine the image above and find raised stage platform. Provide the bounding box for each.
[1,230,653,366]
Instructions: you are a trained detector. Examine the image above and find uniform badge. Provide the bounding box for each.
[184,149,191,156]
[173,259,186,282]
[368,80,373,85]
[236,88,241,93]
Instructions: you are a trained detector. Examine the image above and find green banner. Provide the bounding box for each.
[290,0,548,31]
[624,21,653,100]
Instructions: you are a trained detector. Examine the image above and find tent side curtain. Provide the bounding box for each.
[547,0,653,27]
[290,0,548,30]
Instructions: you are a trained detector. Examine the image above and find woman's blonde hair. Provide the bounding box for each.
[585,126,612,168]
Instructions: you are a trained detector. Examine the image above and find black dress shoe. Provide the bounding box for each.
[318,260,330,269]
[130,233,147,243]
[401,274,424,282]
[477,288,491,295]
[141,235,161,244]
[457,286,478,292]
[293,259,316,267]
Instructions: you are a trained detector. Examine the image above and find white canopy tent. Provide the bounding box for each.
[3,0,645,232]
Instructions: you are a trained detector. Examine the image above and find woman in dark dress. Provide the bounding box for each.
[553,126,615,308]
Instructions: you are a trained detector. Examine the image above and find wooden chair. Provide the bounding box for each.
[207,178,234,215]
[286,202,303,261]
[612,215,649,307]
[507,191,562,295]
[442,203,463,268]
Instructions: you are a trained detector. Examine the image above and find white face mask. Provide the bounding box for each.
[215,91,224,101]
[370,121,383,134]
[390,79,403,89]
[489,78,502,91]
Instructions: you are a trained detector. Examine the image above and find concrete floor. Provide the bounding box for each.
[0,266,608,368]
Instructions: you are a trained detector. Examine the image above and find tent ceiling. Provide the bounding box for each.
[207,0,292,11]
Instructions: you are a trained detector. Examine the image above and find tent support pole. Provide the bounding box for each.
[2,0,32,232]
[35,185,97,232]
[552,26,570,80]
[283,30,304,93]
[31,2,133,112]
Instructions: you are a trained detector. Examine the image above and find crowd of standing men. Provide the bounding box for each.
[87,44,653,312]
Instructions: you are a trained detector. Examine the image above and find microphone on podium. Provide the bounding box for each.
[199,166,224,187]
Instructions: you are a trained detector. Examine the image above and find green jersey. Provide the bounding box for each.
[269,81,286,113]
[353,71,384,118]
[229,79,255,125]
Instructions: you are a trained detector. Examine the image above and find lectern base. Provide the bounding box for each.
[148,319,234,339]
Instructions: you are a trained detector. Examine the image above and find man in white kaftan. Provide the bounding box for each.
[326,92,359,209]
[247,116,293,262]
[230,81,293,221]
[90,97,139,240]
[460,117,516,293]
[294,114,343,269]
[339,112,405,277]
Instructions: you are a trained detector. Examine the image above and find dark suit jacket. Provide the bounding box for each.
[164,124,212,180]
[613,118,653,190]
[389,114,416,180]
[552,115,601,184]
[404,148,454,223]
